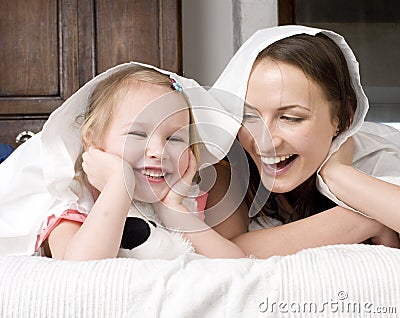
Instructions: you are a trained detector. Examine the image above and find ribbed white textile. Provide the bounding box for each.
[1,244,399,317]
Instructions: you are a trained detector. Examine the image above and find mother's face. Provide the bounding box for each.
[238,59,338,193]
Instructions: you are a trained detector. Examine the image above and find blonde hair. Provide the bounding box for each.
[75,65,200,185]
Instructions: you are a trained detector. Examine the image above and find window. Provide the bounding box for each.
[279,0,400,130]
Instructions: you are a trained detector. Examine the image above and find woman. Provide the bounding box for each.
[207,25,400,258]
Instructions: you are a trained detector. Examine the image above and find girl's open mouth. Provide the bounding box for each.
[136,168,167,183]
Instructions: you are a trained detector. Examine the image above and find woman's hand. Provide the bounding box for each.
[371,222,400,248]
[320,137,354,179]
[82,147,135,195]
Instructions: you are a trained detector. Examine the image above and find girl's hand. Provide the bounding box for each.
[82,147,135,194]
[161,149,198,209]
[154,149,198,228]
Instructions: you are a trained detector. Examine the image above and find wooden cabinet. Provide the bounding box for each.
[0,0,182,148]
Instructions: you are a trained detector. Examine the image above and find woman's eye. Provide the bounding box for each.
[128,131,147,137]
[243,113,260,122]
[280,115,304,123]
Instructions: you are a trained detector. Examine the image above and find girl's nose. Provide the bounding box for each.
[145,137,166,159]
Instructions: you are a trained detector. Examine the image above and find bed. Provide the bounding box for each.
[1,244,399,317]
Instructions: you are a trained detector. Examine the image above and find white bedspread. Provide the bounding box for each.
[1,244,399,317]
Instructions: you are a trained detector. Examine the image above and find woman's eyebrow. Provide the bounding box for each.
[277,105,312,112]
[244,102,312,113]
[244,102,256,111]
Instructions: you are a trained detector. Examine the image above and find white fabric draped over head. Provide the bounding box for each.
[212,25,400,216]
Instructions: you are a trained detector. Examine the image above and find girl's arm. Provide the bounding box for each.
[320,137,400,233]
[154,151,246,258]
[207,161,399,259]
[48,148,134,260]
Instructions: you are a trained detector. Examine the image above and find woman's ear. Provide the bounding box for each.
[346,96,355,129]
[334,126,340,138]
[332,116,340,138]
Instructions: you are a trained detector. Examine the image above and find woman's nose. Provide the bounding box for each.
[254,120,283,154]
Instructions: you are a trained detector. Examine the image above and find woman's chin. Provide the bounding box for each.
[261,175,297,194]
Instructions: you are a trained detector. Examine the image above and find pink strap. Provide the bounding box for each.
[35,209,87,252]
[196,191,208,221]
[35,192,208,252]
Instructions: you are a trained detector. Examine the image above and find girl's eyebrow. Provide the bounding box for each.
[123,121,146,131]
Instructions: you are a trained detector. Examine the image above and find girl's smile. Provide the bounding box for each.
[101,81,190,202]
[135,167,167,183]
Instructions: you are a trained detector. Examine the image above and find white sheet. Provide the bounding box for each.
[1,244,399,317]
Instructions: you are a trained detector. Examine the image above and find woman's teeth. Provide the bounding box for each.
[140,169,165,179]
[261,154,294,165]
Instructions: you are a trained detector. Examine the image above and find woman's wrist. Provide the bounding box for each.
[320,162,351,194]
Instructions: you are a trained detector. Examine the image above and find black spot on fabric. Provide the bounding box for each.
[120,217,151,250]
[149,220,157,227]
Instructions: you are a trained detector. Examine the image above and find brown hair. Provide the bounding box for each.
[247,33,357,223]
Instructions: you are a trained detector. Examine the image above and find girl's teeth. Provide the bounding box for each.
[140,169,165,178]
[262,154,293,165]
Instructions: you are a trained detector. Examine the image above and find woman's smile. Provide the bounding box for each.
[261,154,298,176]
[240,58,338,193]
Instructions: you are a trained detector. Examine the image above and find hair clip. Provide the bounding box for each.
[170,78,183,92]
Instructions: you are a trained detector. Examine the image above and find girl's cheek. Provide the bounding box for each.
[123,139,146,162]
[177,147,190,176]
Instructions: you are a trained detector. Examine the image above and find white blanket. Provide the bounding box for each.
[1,244,399,317]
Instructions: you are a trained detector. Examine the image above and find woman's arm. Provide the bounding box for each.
[48,148,134,260]
[207,160,399,259]
[321,137,400,233]
[231,206,397,258]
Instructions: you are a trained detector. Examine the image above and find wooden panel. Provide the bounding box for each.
[0,0,182,146]
[78,0,96,87]
[0,0,79,116]
[278,0,296,25]
[0,1,58,96]
[159,0,182,73]
[0,117,47,148]
[95,0,159,73]
[94,0,182,74]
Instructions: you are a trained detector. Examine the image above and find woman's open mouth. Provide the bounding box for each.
[261,154,298,176]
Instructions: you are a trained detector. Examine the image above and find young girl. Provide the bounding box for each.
[0,63,244,260]
[207,25,400,258]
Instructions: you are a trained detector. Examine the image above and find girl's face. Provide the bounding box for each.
[101,81,190,202]
[239,59,338,193]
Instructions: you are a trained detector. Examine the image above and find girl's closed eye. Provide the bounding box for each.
[167,134,187,143]
[128,131,147,138]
